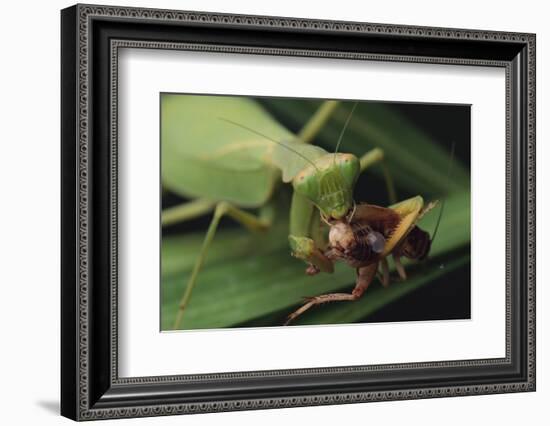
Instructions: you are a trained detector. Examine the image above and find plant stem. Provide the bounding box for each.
[297,100,340,144]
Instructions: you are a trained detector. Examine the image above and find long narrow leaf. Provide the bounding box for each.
[162,190,470,329]
[261,99,469,196]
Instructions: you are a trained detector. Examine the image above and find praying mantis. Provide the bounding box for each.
[161,95,437,329]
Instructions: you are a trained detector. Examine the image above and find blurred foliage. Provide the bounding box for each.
[161,96,470,330]
[260,99,469,196]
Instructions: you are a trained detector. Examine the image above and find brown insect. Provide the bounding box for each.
[285,196,438,325]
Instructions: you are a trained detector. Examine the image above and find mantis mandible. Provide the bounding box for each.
[161,95,423,329]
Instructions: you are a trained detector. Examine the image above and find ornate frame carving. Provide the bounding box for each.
[61,4,535,420]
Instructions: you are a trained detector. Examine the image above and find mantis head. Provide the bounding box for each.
[218,101,361,221]
[292,153,360,220]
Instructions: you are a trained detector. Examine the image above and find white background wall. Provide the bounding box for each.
[0,0,547,424]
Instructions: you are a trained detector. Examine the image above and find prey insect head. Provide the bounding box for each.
[292,153,360,220]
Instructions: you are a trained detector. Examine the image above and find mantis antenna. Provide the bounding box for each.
[333,101,358,158]
[219,117,320,172]
[431,140,456,245]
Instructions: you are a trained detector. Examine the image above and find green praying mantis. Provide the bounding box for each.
[161,95,437,329]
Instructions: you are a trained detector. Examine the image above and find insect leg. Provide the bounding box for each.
[289,191,334,273]
[393,254,407,280]
[172,201,274,330]
[161,198,217,226]
[284,263,378,325]
[380,258,390,287]
[359,148,397,204]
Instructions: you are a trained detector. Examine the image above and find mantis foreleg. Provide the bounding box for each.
[172,201,274,329]
[288,191,334,273]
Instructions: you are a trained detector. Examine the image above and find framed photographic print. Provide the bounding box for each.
[61,4,536,421]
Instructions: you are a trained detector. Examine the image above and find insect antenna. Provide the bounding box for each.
[347,200,358,222]
[219,117,320,172]
[431,141,456,245]
[333,101,358,161]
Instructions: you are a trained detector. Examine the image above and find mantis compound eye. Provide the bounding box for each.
[366,231,385,254]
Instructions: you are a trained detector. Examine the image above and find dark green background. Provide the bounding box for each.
[161,97,471,330]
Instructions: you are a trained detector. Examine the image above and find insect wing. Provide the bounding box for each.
[382,196,424,256]
[161,94,291,207]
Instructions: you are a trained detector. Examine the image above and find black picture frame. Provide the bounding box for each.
[61,4,536,421]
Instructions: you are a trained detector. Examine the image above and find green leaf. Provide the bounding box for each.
[261,99,470,196]
[161,190,470,330]
[292,253,469,325]
[161,219,289,278]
